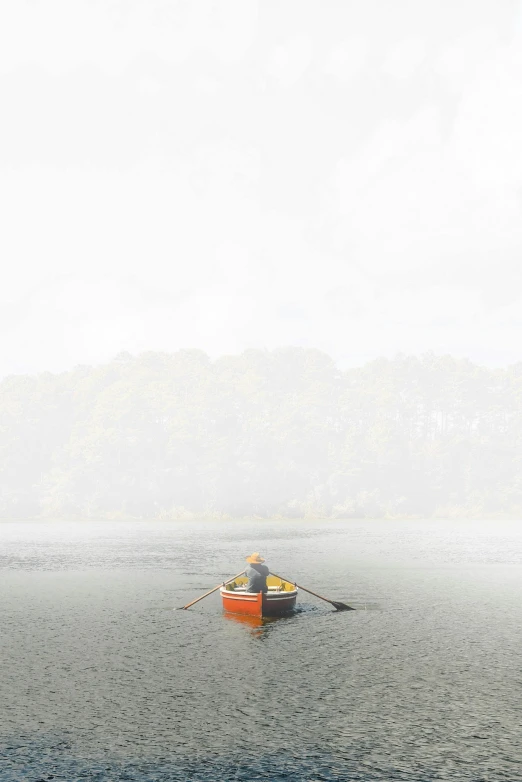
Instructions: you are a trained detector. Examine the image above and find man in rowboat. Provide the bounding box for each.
[245,552,269,593]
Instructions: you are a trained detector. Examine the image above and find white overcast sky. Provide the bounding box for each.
[1,0,522,376]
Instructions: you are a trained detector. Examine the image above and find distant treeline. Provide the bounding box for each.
[1,348,522,520]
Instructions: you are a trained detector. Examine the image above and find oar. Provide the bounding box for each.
[178,570,246,610]
[270,572,354,611]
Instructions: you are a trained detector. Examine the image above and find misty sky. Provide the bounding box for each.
[2,0,522,376]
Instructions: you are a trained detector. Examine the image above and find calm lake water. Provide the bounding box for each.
[1,520,521,782]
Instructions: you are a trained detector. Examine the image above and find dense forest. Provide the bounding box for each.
[1,348,522,520]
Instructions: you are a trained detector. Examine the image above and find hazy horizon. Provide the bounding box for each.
[2,347,521,522]
[4,344,522,383]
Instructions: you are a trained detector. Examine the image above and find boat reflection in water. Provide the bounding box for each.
[222,611,289,638]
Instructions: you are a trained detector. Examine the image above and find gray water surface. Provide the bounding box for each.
[1,520,521,781]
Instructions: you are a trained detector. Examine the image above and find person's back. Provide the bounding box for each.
[245,552,269,593]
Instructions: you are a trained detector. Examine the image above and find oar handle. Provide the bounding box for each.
[270,572,336,607]
[180,570,246,610]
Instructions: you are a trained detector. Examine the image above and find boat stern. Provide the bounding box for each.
[221,589,263,617]
[220,576,298,617]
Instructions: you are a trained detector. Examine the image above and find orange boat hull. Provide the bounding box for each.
[221,589,297,617]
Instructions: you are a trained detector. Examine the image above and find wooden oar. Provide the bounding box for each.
[178,570,246,610]
[270,572,355,611]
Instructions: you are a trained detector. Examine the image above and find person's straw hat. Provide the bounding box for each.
[246,552,265,563]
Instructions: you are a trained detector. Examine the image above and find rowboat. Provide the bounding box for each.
[220,575,298,617]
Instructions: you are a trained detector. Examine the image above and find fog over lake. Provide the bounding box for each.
[2,1,522,780]
[3,350,522,521]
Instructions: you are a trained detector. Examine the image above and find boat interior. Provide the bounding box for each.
[225,575,297,593]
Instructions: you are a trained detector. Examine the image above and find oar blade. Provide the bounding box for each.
[331,601,355,611]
